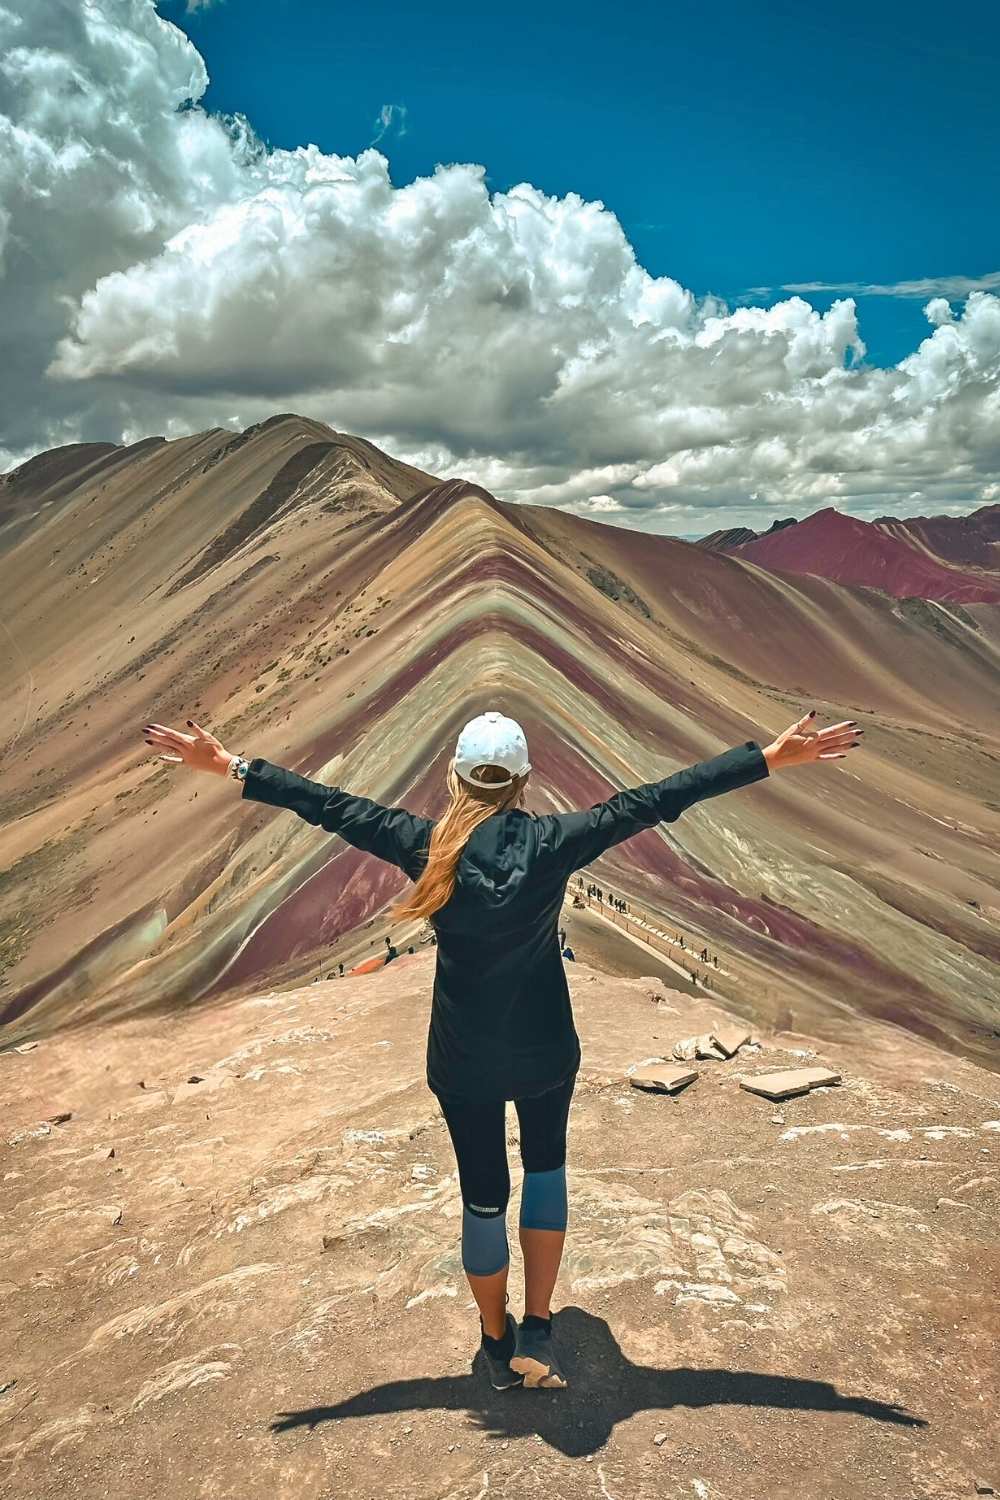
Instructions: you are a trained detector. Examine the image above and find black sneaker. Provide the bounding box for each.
[510,1313,568,1389]
[479,1310,523,1390]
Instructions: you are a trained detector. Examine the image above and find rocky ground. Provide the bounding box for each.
[2,952,998,1499]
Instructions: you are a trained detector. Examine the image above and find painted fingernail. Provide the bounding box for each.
[186,719,193,726]
[809,710,816,717]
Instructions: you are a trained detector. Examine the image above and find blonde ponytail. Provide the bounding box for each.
[389,758,529,923]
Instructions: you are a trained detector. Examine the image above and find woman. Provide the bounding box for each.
[142,706,862,1390]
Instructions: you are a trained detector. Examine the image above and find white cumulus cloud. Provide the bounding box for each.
[1,0,998,535]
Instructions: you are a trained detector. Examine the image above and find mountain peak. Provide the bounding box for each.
[726,502,1000,602]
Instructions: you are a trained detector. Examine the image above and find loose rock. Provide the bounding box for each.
[711,1023,752,1057]
[629,1064,698,1094]
[672,1033,727,1061]
[172,1070,237,1104]
[739,1068,842,1101]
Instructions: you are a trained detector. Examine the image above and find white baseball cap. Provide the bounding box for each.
[454,710,531,788]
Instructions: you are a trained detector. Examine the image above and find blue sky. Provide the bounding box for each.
[164,0,999,369]
[4,0,997,526]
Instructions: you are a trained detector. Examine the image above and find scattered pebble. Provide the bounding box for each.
[653,1432,668,1446]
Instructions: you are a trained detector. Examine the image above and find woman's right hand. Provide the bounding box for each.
[142,718,235,776]
[762,711,862,772]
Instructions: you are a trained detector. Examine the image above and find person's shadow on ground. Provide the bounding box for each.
[271,1305,927,1456]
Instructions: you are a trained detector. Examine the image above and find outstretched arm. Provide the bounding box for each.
[141,718,431,879]
[239,758,432,877]
[539,710,861,877]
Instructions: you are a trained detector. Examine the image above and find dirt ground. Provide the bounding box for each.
[2,952,998,1499]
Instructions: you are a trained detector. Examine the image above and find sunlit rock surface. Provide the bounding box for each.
[1,956,998,1498]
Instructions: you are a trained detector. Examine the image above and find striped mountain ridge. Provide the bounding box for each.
[697,503,1000,604]
[0,418,998,1072]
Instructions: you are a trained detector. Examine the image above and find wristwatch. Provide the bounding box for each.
[228,754,250,783]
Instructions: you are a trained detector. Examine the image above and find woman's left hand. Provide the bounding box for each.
[142,718,235,776]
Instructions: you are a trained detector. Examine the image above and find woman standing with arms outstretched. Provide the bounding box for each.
[142,707,862,1389]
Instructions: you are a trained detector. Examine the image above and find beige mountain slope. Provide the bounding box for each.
[1,952,997,1499]
[1,417,999,1072]
[2,415,999,1497]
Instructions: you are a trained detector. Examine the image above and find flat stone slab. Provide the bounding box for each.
[629,1064,698,1093]
[712,1023,752,1057]
[740,1067,842,1100]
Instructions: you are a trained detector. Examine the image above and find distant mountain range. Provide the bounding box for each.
[1,416,999,1068]
[697,504,1000,604]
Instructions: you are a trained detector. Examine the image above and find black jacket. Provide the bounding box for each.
[241,740,770,1101]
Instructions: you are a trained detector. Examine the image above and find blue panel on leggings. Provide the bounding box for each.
[461,1205,509,1276]
[519,1164,568,1231]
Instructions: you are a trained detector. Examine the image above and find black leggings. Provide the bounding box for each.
[434,1069,577,1218]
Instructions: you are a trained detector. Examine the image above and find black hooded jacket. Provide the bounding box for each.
[241,739,770,1102]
